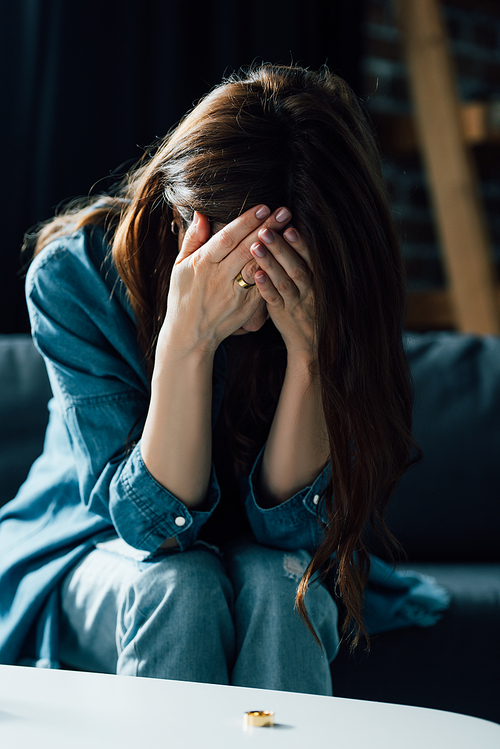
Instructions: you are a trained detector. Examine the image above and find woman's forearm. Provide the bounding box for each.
[140,332,215,509]
[139,204,277,512]
[259,353,329,507]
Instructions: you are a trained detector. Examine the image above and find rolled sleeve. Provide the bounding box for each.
[243,447,331,553]
[110,445,220,551]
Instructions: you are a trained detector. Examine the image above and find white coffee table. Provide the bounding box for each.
[0,664,498,748]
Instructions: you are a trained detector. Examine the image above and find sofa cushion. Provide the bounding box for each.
[371,332,500,562]
[0,334,52,508]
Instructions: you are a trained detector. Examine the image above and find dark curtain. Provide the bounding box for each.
[1,0,365,333]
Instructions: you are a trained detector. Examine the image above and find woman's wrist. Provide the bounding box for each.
[155,322,219,367]
[284,345,318,377]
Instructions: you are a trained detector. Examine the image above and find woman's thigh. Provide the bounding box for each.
[223,538,340,663]
[59,538,234,674]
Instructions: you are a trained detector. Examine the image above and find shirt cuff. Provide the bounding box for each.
[243,446,330,552]
[110,443,220,552]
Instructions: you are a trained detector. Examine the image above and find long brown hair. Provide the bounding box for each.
[27,64,421,648]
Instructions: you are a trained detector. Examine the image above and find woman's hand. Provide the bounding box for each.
[160,205,291,355]
[249,226,316,359]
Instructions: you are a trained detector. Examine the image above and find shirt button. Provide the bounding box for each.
[174,516,186,527]
[312,494,320,505]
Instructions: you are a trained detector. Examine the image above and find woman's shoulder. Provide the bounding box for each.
[26,225,128,313]
[26,224,134,341]
[24,223,145,395]
[26,224,109,291]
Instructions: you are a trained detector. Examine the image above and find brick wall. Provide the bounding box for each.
[361,0,500,291]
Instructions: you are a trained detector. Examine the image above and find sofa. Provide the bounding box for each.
[1,331,499,723]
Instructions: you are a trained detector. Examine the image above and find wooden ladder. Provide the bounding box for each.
[393,0,500,334]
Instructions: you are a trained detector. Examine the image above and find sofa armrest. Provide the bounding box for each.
[0,334,52,508]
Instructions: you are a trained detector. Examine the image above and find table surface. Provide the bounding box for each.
[0,664,499,749]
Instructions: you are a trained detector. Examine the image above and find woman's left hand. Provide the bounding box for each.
[248,226,316,359]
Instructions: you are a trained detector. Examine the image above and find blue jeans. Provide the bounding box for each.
[59,536,339,695]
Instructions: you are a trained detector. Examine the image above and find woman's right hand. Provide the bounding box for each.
[142,204,291,510]
[160,204,291,354]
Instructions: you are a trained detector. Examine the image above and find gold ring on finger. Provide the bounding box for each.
[235,271,256,289]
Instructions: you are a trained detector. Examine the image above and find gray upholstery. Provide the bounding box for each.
[378,332,500,561]
[332,331,500,724]
[1,332,499,722]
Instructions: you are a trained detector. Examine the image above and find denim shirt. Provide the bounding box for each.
[0,226,449,668]
[0,226,328,666]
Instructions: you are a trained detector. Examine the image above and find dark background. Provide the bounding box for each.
[1,0,365,334]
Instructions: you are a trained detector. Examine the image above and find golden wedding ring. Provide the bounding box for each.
[244,711,275,728]
[235,271,255,289]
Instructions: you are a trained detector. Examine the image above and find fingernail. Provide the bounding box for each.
[275,208,291,223]
[256,205,271,219]
[192,211,199,227]
[255,271,266,283]
[251,241,266,258]
[259,229,274,244]
[284,227,298,242]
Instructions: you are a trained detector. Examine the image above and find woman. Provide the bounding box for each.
[0,64,447,694]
